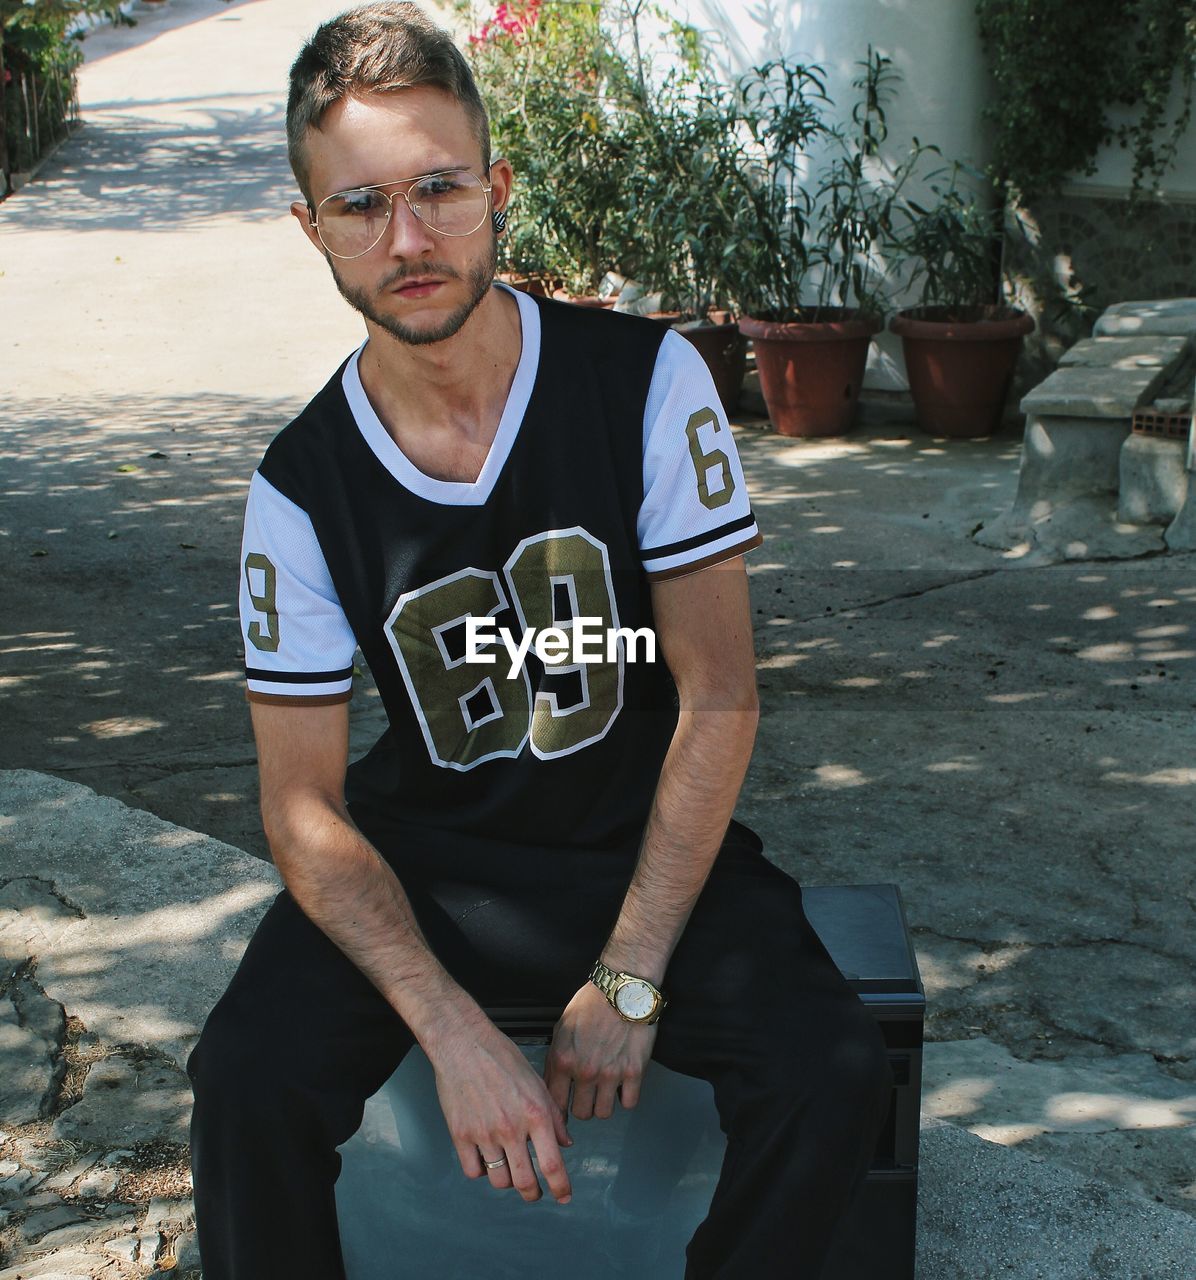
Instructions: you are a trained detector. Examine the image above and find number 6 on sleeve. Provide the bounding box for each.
[685,407,736,510]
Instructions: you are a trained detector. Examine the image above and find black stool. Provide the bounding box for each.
[336,882,923,1279]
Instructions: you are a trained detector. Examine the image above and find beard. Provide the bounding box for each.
[328,235,498,347]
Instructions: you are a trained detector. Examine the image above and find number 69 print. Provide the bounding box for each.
[386,527,633,771]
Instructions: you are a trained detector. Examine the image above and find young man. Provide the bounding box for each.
[185,4,893,1276]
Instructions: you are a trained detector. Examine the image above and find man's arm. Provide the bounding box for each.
[543,554,759,1122]
[249,699,574,1204]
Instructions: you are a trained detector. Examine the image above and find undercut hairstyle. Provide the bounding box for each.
[287,2,492,205]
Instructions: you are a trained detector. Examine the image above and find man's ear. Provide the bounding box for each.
[290,200,325,255]
[490,156,514,220]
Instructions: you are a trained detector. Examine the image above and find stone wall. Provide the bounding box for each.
[1002,189,1196,395]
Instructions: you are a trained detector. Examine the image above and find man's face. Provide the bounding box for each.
[291,86,511,347]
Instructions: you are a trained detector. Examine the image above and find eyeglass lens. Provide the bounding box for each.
[318,171,489,257]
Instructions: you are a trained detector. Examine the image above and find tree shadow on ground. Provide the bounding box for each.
[0,392,385,859]
[2,396,1194,1217]
[2,98,296,233]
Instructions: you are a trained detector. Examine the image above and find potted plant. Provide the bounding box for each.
[611,15,749,410]
[463,0,631,302]
[726,51,919,437]
[493,208,559,297]
[887,161,1034,437]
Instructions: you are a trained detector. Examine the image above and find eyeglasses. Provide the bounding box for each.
[311,166,494,260]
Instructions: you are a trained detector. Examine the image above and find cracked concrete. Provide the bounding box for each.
[0,0,1194,1275]
[0,772,280,1070]
[0,982,65,1129]
[0,882,86,966]
[0,772,260,1276]
[916,1117,1194,1279]
[52,1054,194,1148]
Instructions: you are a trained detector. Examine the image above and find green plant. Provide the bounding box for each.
[719,48,946,324]
[1,2,106,187]
[604,1,747,317]
[884,161,1002,315]
[461,0,632,294]
[0,2,229,196]
[975,0,1196,205]
[807,48,941,317]
[717,58,831,321]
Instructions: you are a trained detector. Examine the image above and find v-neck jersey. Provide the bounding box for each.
[241,293,763,722]
[340,282,540,507]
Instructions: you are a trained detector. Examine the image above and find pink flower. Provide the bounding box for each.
[467,0,540,44]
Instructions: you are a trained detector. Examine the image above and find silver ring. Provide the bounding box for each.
[483,1155,507,1169]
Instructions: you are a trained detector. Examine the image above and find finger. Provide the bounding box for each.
[571,1078,597,1121]
[454,1138,485,1180]
[504,1141,542,1203]
[479,1148,514,1190]
[618,1071,643,1111]
[551,1097,573,1150]
[529,1119,573,1204]
[543,1054,572,1122]
[593,1073,619,1120]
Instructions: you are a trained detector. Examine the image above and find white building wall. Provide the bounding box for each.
[1074,69,1196,201]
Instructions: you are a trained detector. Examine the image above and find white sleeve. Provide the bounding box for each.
[638,329,763,582]
[239,471,358,704]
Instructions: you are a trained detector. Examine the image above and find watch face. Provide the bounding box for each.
[614,979,656,1020]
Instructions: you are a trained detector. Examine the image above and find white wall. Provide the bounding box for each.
[1071,68,1196,202]
[680,0,989,167]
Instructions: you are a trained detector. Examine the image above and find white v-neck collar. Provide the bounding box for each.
[341,282,540,507]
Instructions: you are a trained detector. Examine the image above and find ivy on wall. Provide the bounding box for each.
[976,0,1196,204]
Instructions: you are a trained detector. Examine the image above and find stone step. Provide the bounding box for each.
[1098,297,1196,339]
[1058,334,1191,369]
[1020,363,1176,419]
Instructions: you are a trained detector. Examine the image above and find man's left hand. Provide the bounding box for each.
[543,981,658,1122]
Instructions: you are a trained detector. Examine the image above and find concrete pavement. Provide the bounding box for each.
[1,0,1194,1275]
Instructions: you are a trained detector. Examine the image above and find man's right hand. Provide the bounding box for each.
[247,700,574,1206]
[430,1012,575,1205]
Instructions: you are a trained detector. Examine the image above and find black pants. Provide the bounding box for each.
[185,817,893,1279]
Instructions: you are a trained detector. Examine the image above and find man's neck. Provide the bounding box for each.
[357,285,523,445]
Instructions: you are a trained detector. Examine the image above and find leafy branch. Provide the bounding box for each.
[975,0,1196,206]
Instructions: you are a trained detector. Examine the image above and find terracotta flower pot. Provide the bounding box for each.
[889,304,1035,438]
[738,308,882,437]
[552,290,616,309]
[675,321,748,416]
[495,273,550,296]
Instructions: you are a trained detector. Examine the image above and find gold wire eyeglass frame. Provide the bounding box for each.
[310,165,496,260]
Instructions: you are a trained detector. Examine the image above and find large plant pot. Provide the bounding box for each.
[676,321,748,416]
[496,273,550,296]
[890,305,1035,438]
[552,290,616,309]
[738,308,882,437]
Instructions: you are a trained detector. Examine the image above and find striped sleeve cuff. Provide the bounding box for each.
[245,665,355,704]
[642,512,763,582]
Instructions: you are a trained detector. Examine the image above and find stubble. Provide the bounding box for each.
[328,235,499,347]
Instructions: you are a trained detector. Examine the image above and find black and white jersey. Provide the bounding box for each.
[239,286,762,850]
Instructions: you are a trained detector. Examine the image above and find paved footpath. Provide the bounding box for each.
[1,0,1195,1275]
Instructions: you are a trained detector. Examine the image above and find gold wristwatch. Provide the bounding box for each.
[589,960,667,1024]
